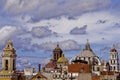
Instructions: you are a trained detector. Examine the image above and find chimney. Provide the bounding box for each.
[38,64,41,72]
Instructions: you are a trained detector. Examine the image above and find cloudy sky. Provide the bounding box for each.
[0,0,120,70]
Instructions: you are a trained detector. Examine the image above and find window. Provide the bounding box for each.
[13,59,15,70]
[97,67,100,71]
[5,60,8,70]
[79,57,81,60]
[112,55,114,58]
[110,66,112,70]
[84,57,85,60]
[115,54,116,58]
[114,60,115,64]
[114,66,116,70]
[88,57,90,60]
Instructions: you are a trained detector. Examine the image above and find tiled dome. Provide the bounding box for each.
[57,54,68,63]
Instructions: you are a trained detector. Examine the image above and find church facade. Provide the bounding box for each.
[72,41,119,76]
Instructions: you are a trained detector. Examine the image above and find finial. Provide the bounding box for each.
[6,40,13,48]
[87,39,89,43]
[57,42,59,47]
[7,40,12,44]
[84,39,92,51]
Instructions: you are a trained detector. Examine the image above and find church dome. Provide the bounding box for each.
[110,48,117,52]
[77,50,96,57]
[57,54,68,63]
[77,41,96,57]
[53,43,62,52]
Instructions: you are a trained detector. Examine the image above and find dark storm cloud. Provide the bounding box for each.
[70,25,87,35]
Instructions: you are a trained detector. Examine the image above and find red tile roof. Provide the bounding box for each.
[92,76,100,80]
[45,62,57,68]
[101,71,114,75]
[68,63,90,73]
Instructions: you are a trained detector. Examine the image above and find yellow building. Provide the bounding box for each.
[0,40,25,80]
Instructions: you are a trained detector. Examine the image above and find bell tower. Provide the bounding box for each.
[53,43,63,62]
[2,40,17,72]
[109,46,119,72]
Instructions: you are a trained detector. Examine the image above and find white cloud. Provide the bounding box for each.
[4,0,40,14]
[34,39,80,51]
[0,26,17,45]
[3,0,110,20]
[24,11,120,44]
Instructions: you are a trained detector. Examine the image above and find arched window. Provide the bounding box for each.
[114,66,116,70]
[111,60,112,64]
[114,60,115,64]
[13,59,15,70]
[110,66,112,70]
[5,60,8,70]
[112,55,114,58]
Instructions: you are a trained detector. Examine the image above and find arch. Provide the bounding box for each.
[5,60,8,70]
[93,57,101,65]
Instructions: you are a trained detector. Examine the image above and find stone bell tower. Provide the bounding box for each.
[2,40,17,71]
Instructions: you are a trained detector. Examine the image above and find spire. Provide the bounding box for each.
[110,44,117,52]
[84,39,92,51]
[57,42,59,47]
[6,40,13,48]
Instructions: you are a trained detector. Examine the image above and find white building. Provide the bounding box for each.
[73,41,101,75]
[109,47,119,72]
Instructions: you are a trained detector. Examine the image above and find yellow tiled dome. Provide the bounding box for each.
[57,53,68,63]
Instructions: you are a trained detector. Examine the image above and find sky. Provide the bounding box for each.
[0,0,120,70]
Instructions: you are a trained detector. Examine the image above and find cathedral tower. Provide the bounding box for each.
[53,43,63,62]
[0,40,26,80]
[109,47,119,72]
[2,40,17,71]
